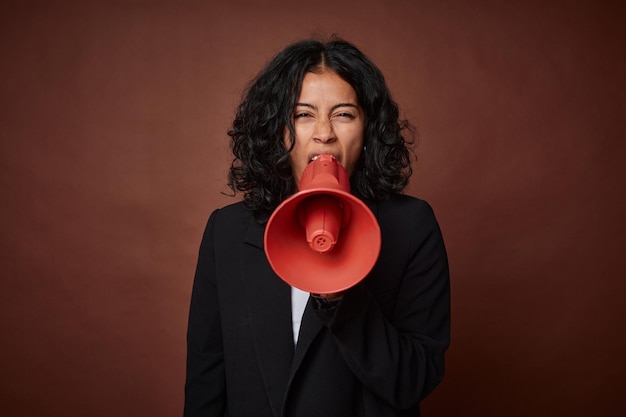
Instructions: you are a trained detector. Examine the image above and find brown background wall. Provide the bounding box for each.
[1,0,624,416]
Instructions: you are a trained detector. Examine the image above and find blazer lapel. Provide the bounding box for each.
[290,297,324,375]
[241,218,294,417]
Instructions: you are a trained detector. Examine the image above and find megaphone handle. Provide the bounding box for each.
[311,293,343,309]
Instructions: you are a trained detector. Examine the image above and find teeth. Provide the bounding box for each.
[310,154,336,163]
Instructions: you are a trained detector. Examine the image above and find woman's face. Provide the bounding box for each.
[284,70,365,187]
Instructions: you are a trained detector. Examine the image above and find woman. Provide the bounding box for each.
[185,38,450,417]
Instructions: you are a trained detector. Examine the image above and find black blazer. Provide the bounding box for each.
[185,194,450,417]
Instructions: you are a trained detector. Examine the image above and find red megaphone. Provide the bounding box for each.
[264,154,381,294]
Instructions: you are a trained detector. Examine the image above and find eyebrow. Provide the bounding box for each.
[294,102,360,112]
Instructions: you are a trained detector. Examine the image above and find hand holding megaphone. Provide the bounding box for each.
[264,154,381,294]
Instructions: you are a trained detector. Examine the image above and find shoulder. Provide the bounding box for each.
[201,201,254,238]
[205,200,254,224]
[371,193,444,248]
[374,193,438,225]
[373,194,448,274]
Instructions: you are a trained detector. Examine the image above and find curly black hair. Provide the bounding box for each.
[227,37,414,222]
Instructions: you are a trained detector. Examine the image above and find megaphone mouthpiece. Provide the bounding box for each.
[300,154,348,192]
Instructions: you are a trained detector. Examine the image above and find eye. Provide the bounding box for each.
[293,111,317,125]
[333,112,355,120]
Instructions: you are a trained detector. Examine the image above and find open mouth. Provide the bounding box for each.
[309,154,337,164]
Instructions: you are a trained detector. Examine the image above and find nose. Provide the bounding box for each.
[313,119,336,144]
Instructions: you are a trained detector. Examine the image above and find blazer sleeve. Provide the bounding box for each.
[315,198,450,410]
[184,210,228,417]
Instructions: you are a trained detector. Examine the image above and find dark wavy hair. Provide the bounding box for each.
[227,37,414,222]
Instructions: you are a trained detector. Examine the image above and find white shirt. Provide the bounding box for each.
[291,286,309,345]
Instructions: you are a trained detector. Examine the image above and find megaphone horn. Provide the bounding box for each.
[264,154,381,294]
